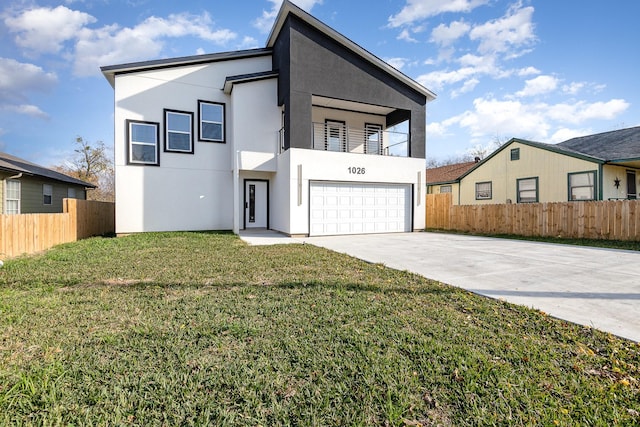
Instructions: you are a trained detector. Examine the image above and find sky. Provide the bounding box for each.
[1,0,639,167]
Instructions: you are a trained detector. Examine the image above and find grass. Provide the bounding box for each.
[1,232,639,426]
[426,228,640,252]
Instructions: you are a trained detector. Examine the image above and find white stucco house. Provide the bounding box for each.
[101,1,436,236]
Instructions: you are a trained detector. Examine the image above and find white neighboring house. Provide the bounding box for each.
[101,1,436,236]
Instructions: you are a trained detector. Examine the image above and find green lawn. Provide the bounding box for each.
[1,232,638,426]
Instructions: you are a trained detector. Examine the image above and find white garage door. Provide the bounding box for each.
[309,181,412,236]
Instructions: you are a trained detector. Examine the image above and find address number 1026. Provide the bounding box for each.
[348,167,366,175]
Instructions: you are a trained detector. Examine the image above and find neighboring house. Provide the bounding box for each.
[426,160,477,205]
[101,1,436,236]
[0,152,95,214]
[458,126,640,205]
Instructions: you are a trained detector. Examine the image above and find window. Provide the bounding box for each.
[325,120,346,152]
[5,180,20,214]
[164,109,193,153]
[510,148,520,161]
[43,184,52,205]
[199,101,225,142]
[127,120,159,165]
[517,177,538,203]
[68,188,76,199]
[365,123,382,154]
[475,181,492,200]
[440,185,452,193]
[568,171,596,201]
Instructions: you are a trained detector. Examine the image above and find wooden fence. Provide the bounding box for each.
[0,199,115,259]
[426,193,640,241]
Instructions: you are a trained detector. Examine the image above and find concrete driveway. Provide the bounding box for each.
[301,232,640,342]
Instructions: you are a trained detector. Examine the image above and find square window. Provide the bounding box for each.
[127,120,160,165]
[517,177,538,203]
[165,109,193,153]
[199,101,225,142]
[475,182,492,200]
[43,184,52,205]
[510,148,520,161]
[568,171,596,201]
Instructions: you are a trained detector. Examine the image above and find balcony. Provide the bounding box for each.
[311,122,409,157]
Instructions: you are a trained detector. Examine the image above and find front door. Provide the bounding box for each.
[245,180,268,228]
[627,170,637,199]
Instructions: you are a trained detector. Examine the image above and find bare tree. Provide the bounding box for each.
[55,137,114,202]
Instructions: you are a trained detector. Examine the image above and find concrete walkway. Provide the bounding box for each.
[239,230,640,342]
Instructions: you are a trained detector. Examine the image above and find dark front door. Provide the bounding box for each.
[627,171,637,199]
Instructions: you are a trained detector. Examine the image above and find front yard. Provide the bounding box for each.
[1,232,638,425]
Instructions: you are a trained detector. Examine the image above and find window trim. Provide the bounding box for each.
[510,148,520,161]
[440,185,452,194]
[4,179,20,214]
[568,170,597,201]
[126,119,160,166]
[325,119,346,152]
[43,184,53,205]
[164,109,194,154]
[198,100,225,143]
[517,176,539,203]
[475,181,492,200]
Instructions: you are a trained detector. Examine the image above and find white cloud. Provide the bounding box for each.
[254,0,322,33]
[517,66,540,76]
[451,78,479,98]
[73,12,237,76]
[431,96,630,146]
[4,5,96,55]
[515,75,559,97]
[388,0,489,28]
[397,28,418,43]
[385,57,408,70]
[469,2,536,55]
[0,58,56,118]
[2,104,49,119]
[430,20,470,46]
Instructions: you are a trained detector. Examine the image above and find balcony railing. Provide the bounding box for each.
[312,122,408,156]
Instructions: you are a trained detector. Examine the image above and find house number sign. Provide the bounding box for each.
[348,167,366,175]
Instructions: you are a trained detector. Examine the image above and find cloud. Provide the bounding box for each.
[388,0,489,28]
[385,57,408,70]
[73,12,237,76]
[431,96,630,144]
[4,5,96,56]
[469,2,536,55]
[451,78,479,98]
[1,104,50,119]
[4,5,240,77]
[254,0,323,33]
[515,75,559,97]
[397,28,418,43]
[430,20,470,46]
[0,58,56,118]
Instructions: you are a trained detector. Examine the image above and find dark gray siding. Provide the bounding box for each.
[273,15,427,158]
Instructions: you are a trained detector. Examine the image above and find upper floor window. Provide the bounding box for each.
[510,148,520,161]
[127,120,160,166]
[517,177,538,203]
[475,181,492,200]
[365,123,383,155]
[569,171,596,201]
[199,101,225,143]
[325,120,345,152]
[43,184,53,205]
[164,109,193,153]
[5,179,20,214]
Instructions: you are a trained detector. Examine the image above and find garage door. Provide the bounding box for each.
[309,181,412,236]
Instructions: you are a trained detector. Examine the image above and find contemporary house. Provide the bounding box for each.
[426,160,477,205]
[0,151,95,214]
[101,1,436,236]
[457,126,640,205]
